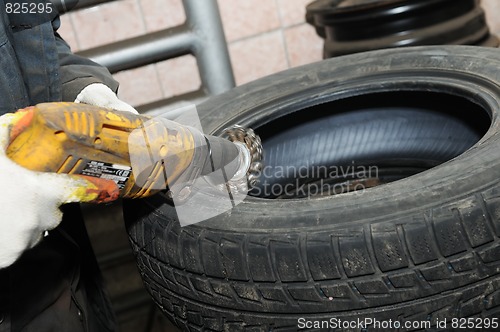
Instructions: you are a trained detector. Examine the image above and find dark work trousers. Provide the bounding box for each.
[0,204,117,332]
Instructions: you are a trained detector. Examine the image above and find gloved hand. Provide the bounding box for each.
[75,83,138,114]
[0,112,118,268]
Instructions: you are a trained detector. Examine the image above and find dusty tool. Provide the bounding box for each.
[6,102,262,203]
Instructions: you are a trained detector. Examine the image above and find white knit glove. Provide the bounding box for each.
[75,83,138,114]
[0,112,118,268]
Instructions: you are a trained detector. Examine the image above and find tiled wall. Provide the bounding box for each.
[483,0,500,34]
[59,0,499,108]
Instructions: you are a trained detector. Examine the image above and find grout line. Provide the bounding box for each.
[230,26,312,45]
[135,0,167,99]
[153,63,167,100]
[274,0,285,27]
[286,21,310,29]
[280,29,291,69]
[135,0,149,32]
[273,0,291,69]
[228,28,284,45]
[67,13,82,51]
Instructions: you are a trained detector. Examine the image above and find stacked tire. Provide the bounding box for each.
[306,0,499,57]
[125,46,500,331]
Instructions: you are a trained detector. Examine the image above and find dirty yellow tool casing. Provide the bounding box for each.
[6,102,196,200]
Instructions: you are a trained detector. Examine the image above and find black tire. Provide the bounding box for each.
[306,0,499,58]
[254,105,483,198]
[124,46,500,331]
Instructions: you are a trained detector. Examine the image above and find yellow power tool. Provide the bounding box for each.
[6,102,262,203]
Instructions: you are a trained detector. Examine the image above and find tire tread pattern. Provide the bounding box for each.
[127,184,500,330]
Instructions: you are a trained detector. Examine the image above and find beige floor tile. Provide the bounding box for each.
[156,55,201,98]
[284,24,323,67]
[71,0,146,50]
[58,14,80,52]
[481,0,500,35]
[218,0,281,42]
[276,0,313,27]
[113,65,164,106]
[229,31,289,85]
[139,0,186,32]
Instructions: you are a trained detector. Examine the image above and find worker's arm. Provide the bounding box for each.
[52,17,137,113]
[0,13,137,269]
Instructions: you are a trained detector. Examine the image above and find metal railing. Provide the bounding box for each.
[51,3,235,329]
[52,0,235,114]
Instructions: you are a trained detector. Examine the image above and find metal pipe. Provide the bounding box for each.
[52,0,118,13]
[76,0,235,95]
[64,0,234,112]
[78,25,196,73]
[136,89,207,116]
[183,0,235,95]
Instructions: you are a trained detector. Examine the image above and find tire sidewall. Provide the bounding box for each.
[173,45,500,231]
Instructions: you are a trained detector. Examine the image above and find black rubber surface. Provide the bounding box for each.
[124,46,500,331]
[255,103,483,197]
[306,0,499,57]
